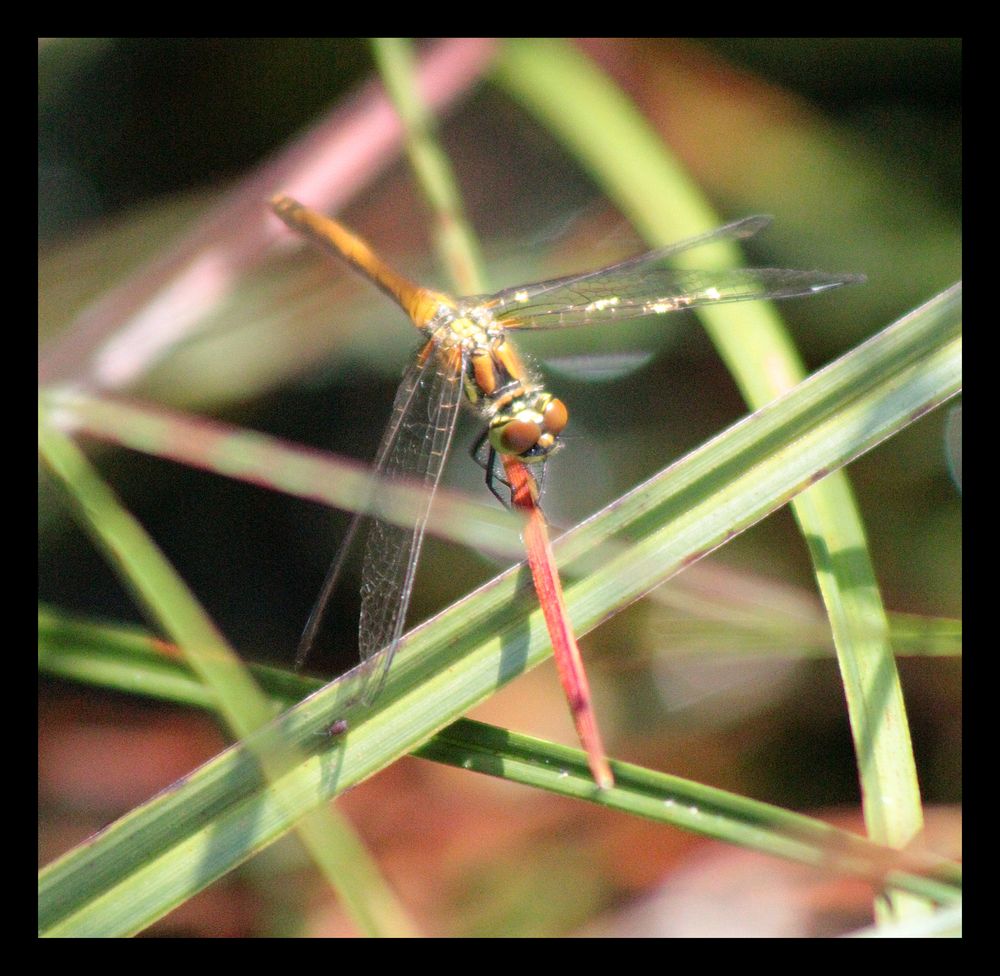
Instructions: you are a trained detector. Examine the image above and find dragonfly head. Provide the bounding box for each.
[489,392,568,462]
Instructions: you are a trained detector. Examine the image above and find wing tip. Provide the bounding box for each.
[809,271,868,293]
[731,214,773,239]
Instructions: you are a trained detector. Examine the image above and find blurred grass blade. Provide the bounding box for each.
[37,404,417,937]
[43,389,524,559]
[371,37,489,296]
[848,902,962,938]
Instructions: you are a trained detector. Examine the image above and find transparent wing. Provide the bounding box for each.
[473,216,863,330]
[294,351,436,673]
[295,342,463,706]
[356,342,464,703]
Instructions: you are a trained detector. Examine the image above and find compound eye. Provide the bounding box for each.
[542,398,568,436]
[499,419,542,456]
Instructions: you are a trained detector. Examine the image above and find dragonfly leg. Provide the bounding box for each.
[469,429,523,506]
[470,428,488,470]
[479,440,512,507]
[485,447,510,506]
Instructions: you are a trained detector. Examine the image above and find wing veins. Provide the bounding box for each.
[473,216,860,331]
[355,343,465,703]
[294,344,441,672]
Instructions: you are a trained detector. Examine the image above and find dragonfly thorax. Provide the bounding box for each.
[424,304,569,461]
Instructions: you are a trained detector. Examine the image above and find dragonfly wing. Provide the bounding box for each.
[494,266,865,331]
[474,216,861,330]
[477,216,768,318]
[294,344,463,695]
[295,506,366,671]
[294,346,439,671]
[355,342,464,703]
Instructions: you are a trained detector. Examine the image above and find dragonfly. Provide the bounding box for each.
[271,195,862,788]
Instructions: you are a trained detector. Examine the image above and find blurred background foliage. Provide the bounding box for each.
[39,38,960,937]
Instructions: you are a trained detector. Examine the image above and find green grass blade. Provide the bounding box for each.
[39,609,961,911]
[37,406,416,937]
[371,37,489,296]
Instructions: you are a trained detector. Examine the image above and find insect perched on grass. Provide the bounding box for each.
[272,195,863,788]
